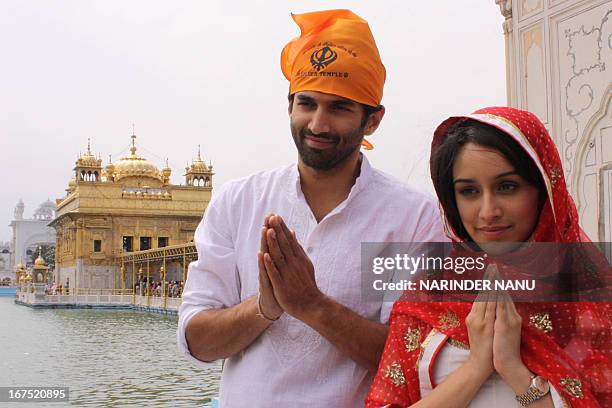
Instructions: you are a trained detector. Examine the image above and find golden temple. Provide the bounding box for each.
[48,134,213,291]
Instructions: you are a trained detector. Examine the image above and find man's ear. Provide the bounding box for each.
[364,106,386,136]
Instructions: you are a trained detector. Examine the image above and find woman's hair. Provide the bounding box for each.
[430,119,546,241]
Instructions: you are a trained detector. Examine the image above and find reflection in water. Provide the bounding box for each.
[0,298,221,407]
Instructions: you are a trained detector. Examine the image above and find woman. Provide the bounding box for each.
[366,107,610,407]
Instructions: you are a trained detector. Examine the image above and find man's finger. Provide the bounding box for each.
[260,226,269,253]
[266,228,287,270]
[258,251,272,288]
[272,221,295,258]
[278,218,304,256]
[264,252,282,285]
[291,229,308,257]
[263,213,274,228]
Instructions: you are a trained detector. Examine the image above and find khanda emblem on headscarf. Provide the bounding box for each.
[310,46,338,71]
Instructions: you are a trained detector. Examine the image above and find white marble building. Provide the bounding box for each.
[496,0,612,240]
[8,199,57,274]
[0,242,11,281]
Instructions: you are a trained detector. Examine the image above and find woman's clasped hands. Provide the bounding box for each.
[465,264,526,382]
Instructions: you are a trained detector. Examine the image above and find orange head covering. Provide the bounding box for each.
[281,9,386,150]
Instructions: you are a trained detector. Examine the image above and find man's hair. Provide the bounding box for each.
[287,93,382,128]
[430,119,546,241]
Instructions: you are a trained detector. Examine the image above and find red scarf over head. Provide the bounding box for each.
[366,107,611,407]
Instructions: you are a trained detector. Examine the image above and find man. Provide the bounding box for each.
[178,9,446,407]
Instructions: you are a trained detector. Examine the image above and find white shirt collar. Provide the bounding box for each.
[286,153,373,218]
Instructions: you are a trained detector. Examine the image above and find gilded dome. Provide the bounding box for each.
[113,156,162,181]
[190,158,209,172]
[34,255,46,267]
[76,139,102,167]
[188,145,211,173]
[111,135,162,182]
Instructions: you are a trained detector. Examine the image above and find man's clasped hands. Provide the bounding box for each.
[257,214,323,322]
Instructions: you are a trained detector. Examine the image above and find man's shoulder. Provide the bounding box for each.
[368,167,437,205]
[215,164,294,199]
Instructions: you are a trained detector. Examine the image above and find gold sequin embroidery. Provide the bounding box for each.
[403,327,421,352]
[448,338,470,350]
[416,329,437,368]
[439,310,460,330]
[384,362,406,387]
[529,312,553,333]
[550,166,561,186]
[560,378,583,399]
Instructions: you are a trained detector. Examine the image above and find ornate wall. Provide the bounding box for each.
[496,0,612,239]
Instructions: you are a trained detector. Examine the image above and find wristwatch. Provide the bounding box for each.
[515,375,550,406]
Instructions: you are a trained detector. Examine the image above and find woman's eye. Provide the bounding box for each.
[458,187,478,196]
[498,182,518,192]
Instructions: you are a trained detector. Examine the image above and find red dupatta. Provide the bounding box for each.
[366,107,611,407]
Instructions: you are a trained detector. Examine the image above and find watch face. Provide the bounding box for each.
[533,376,550,394]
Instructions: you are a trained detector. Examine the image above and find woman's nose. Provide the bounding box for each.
[479,191,502,221]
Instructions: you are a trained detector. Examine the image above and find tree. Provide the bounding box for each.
[29,244,56,268]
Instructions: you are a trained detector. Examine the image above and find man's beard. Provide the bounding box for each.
[290,121,365,171]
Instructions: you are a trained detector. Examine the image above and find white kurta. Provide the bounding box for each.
[177,156,447,407]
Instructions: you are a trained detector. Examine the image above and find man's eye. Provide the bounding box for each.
[333,105,351,111]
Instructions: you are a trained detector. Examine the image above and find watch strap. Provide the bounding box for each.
[515,376,547,406]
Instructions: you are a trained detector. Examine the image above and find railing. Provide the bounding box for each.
[16,286,182,311]
[73,288,133,295]
[119,242,197,263]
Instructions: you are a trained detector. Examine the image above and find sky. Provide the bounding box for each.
[0,1,506,242]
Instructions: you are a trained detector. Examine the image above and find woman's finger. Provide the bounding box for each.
[472,289,487,318]
[484,289,497,322]
[502,289,520,319]
[496,292,506,320]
